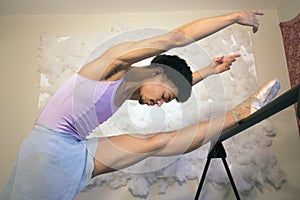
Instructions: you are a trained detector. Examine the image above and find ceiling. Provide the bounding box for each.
[0,0,284,15]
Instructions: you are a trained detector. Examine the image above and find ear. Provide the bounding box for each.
[152,67,164,77]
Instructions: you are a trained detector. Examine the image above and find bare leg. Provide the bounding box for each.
[91,102,249,177]
[92,133,170,176]
[92,79,280,177]
[154,102,250,156]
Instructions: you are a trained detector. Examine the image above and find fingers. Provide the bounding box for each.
[214,56,224,62]
[222,54,240,68]
[213,56,224,65]
[225,54,240,62]
[252,14,260,33]
[214,54,240,64]
[253,25,259,33]
[251,10,264,16]
[237,10,264,33]
[230,54,241,58]
[212,53,241,73]
[251,10,263,33]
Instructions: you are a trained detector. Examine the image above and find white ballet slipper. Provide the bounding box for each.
[247,97,263,114]
[240,96,263,115]
[232,79,281,122]
[251,79,281,107]
[249,79,280,113]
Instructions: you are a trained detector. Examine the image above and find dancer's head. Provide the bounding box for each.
[138,54,193,106]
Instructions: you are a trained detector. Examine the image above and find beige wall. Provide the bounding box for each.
[0,9,299,200]
[278,0,300,21]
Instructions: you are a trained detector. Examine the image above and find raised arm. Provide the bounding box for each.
[79,10,263,81]
[192,54,240,85]
[174,10,263,45]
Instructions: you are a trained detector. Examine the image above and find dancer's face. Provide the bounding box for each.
[138,80,178,107]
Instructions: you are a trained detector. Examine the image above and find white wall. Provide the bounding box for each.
[0,9,299,200]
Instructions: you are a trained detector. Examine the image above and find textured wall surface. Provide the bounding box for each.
[39,25,285,199]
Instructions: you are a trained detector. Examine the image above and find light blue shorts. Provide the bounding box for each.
[0,126,98,200]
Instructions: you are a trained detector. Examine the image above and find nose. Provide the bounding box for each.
[156,100,164,107]
[147,100,164,107]
[147,100,156,106]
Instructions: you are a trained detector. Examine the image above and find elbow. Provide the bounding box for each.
[169,30,194,47]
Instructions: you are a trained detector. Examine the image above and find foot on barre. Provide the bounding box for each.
[252,79,281,107]
[233,79,281,121]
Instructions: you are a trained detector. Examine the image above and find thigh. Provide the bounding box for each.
[92,133,170,177]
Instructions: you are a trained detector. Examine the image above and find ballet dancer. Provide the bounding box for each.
[0,10,280,200]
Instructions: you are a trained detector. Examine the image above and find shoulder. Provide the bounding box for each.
[78,42,136,81]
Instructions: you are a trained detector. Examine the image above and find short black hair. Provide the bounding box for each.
[150,54,193,102]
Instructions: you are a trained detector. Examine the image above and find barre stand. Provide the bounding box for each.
[194,142,241,200]
[194,83,300,200]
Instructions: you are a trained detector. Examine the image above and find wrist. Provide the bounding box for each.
[226,12,240,24]
[204,65,215,76]
[207,64,219,75]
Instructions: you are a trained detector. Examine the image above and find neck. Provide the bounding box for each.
[114,67,153,105]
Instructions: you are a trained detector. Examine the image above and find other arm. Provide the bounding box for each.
[192,54,240,85]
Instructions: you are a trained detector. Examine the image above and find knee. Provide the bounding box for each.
[92,158,115,177]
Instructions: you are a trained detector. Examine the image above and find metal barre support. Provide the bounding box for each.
[194,143,241,200]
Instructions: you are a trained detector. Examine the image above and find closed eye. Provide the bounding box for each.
[162,93,171,102]
[150,100,155,105]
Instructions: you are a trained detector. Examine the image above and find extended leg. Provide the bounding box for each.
[92,101,249,177]
[92,133,170,176]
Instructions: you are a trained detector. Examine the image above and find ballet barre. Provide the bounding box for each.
[194,83,300,200]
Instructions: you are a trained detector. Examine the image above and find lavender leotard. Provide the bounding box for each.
[0,73,124,200]
[36,73,123,140]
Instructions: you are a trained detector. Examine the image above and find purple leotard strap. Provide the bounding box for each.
[36,74,123,140]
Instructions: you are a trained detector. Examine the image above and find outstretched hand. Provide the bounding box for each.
[235,10,264,33]
[209,54,241,74]
[192,54,241,85]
